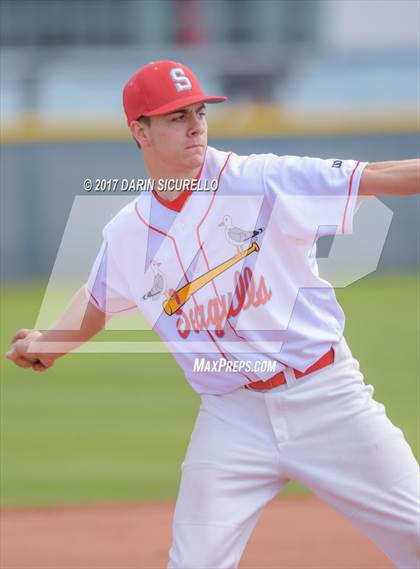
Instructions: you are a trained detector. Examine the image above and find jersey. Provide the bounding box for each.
[86,146,367,394]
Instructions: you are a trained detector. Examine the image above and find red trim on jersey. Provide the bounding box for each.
[151,160,205,213]
[341,161,360,234]
[196,152,231,300]
[206,329,230,360]
[193,153,255,382]
[134,196,229,361]
[135,202,189,284]
[196,153,246,340]
[152,185,192,212]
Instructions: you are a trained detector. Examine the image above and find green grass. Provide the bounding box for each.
[1,274,419,507]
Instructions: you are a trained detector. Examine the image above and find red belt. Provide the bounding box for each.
[245,347,335,392]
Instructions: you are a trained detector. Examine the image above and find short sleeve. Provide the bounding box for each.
[85,230,138,316]
[264,155,368,239]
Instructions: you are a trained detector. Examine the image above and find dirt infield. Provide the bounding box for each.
[1,496,392,568]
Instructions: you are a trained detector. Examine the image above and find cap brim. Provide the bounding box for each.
[143,94,227,117]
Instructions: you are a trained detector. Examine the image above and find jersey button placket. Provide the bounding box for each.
[264,392,290,446]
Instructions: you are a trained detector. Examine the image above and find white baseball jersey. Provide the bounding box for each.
[86,146,367,394]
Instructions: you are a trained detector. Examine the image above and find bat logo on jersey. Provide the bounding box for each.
[163,241,260,316]
[163,216,265,316]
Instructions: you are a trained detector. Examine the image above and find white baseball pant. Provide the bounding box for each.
[168,338,420,568]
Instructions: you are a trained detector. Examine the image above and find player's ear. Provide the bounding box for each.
[130,120,150,148]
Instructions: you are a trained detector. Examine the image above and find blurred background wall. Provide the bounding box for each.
[1,0,419,280]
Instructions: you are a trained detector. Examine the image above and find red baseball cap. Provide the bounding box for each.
[123,60,227,124]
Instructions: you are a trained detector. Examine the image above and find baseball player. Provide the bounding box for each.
[6,61,420,568]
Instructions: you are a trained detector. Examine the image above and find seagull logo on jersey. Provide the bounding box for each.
[141,260,184,309]
[218,215,264,253]
[142,261,167,301]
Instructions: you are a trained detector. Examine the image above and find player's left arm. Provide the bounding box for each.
[359,159,420,196]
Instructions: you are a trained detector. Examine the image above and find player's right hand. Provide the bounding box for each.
[5,329,52,372]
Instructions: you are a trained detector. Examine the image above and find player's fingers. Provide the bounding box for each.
[8,338,37,358]
[10,329,33,343]
[6,345,39,366]
[5,346,20,361]
[32,358,53,372]
[7,353,34,369]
